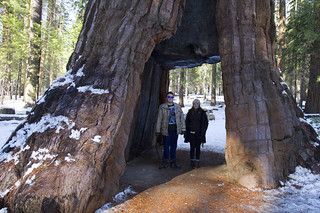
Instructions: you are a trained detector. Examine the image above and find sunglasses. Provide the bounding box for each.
[167,96,174,99]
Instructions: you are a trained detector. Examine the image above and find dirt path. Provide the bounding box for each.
[108,149,269,212]
[119,149,226,193]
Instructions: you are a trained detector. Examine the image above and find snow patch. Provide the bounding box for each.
[46,65,109,95]
[0,189,10,198]
[15,180,21,188]
[76,65,85,77]
[30,148,57,161]
[91,135,101,143]
[65,153,75,162]
[23,163,42,179]
[76,55,82,62]
[69,128,87,140]
[77,86,109,94]
[260,166,320,213]
[50,69,74,90]
[282,90,288,96]
[0,114,74,163]
[0,207,8,213]
[25,175,36,185]
[95,185,137,212]
[36,94,46,105]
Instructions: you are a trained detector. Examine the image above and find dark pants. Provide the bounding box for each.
[190,133,201,160]
[163,130,178,160]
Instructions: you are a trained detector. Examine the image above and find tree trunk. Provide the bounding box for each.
[23,1,29,102]
[211,64,216,106]
[203,66,207,100]
[305,3,320,113]
[216,0,305,188]
[17,60,22,98]
[0,80,4,105]
[0,0,185,212]
[185,68,189,97]
[299,72,307,107]
[277,0,285,72]
[179,68,185,107]
[26,0,42,103]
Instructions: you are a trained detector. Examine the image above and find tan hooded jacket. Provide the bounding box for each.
[155,102,186,136]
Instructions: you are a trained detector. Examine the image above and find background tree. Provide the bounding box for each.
[25,0,42,103]
[211,63,216,106]
[282,0,320,111]
[169,63,223,104]
[0,0,29,103]
[179,68,185,107]
[0,0,86,104]
[305,1,320,113]
[277,0,286,72]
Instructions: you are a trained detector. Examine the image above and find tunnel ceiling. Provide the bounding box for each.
[152,0,220,70]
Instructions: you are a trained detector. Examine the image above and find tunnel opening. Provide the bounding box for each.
[120,0,223,199]
[119,63,227,206]
[125,0,220,162]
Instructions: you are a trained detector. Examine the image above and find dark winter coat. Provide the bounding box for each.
[184,108,208,143]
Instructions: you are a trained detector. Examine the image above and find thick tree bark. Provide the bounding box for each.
[0,0,185,212]
[216,0,304,188]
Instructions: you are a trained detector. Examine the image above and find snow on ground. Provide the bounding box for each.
[0,98,29,149]
[259,166,320,213]
[1,96,320,213]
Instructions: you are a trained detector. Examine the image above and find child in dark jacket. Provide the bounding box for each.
[184,99,208,168]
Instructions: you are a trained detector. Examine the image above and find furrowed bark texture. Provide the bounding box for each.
[0,0,185,212]
[216,0,304,188]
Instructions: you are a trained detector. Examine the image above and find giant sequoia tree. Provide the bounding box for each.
[0,0,316,212]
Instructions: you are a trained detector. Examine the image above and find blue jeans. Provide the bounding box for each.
[163,130,178,160]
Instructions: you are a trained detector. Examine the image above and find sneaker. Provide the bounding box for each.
[190,159,196,169]
[195,160,200,168]
[170,160,181,169]
[159,160,169,169]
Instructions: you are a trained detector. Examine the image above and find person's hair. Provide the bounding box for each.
[166,92,174,96]
[190,105,203,114]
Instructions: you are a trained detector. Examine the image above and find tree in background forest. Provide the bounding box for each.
[0,0,86,104]
[26,0,42,103]
[281,0,320,112]
[169,63,222,106]
[305,1,320,113]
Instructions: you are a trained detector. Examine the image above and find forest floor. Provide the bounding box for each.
[103,149,270,213]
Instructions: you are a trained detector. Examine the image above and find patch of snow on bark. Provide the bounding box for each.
[69,128,87,140]
[0,114,74,163]
[91,135,101,143]
[65,153,76,162]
